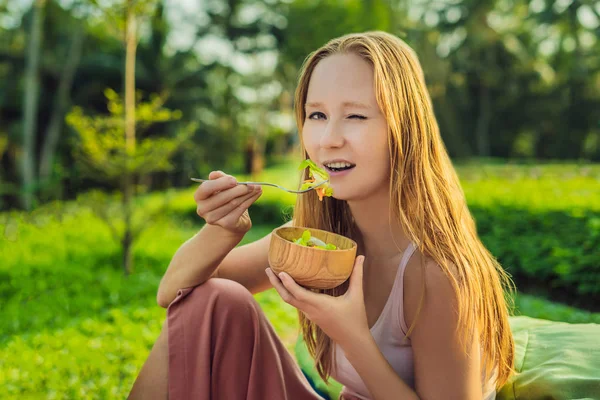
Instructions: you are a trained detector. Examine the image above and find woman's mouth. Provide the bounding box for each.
[323,162,356,175]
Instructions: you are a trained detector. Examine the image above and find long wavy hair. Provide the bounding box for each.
[291,31,515,390]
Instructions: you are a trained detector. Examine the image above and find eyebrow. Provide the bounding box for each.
[305,101,371,110]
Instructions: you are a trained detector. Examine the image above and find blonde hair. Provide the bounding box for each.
[292,31,515,390]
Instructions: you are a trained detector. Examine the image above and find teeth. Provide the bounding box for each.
[325,162,353,169]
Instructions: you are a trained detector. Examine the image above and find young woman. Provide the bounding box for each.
[129,31,515,400]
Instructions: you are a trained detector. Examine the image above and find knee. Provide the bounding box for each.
[168,279,262,338]
[185,278,258,315]
[204,278,255,305]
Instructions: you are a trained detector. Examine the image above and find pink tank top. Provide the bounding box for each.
[331,242,497,400]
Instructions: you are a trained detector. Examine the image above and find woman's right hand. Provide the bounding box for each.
[194,170,263,235]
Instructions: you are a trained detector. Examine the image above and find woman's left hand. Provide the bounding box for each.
[265,255,370,348]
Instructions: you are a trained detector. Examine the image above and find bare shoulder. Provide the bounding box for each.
[215,219,294,294]
[402,249,482,398]
[403,250,460,330]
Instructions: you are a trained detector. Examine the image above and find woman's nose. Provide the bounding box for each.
[319,122,345,148]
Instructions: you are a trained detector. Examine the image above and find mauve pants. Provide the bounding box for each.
[166,278,339,400]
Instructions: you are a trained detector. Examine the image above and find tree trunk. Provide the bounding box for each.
[125,3,136,156]
[244,135,266,178]
[121,199,134,276]
[251,107,268,179]
[21,0,46,210]
[435,96,472,158]
[122,1,138,275]
[0,135,8,210]
[475,48,494,158]
[475,82,491,157]
[248,137,266,179]
[252,136,266,178]
[244,137,255,175]
[39,27,84,196]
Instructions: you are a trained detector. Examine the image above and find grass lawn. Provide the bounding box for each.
[1,158,599,398]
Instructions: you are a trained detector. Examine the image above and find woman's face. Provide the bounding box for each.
[302,52,391,202]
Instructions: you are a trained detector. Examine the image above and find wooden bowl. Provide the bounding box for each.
[268,226,358,289]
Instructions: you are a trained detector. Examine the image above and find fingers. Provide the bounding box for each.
[346,256,365,297]
[266,268,300,308]
[221,189,262,223]
[194,172,237,201]
[204,188,261,224]
[194,170,262,221]
[197,184,254,216]
[208,170,225,180]
[273,270,319,307]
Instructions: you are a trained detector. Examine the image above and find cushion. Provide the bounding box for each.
[296,316,600,400]
[497,316,600,400]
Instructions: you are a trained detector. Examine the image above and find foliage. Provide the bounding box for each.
[1,161,600,398]
[2,0,599,210]
[206,159,600,307]
[66,89,193,182]
[0,208,298,398]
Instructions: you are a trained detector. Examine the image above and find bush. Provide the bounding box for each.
[2,160,599,398]
[458,164,600,308]
[472,206,600,308]
[0,306,165,399]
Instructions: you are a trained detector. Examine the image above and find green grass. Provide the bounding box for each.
[1,159,600,398]
[513,293,600,324]
[0,214,300,399]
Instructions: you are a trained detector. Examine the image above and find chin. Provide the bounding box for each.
[334,185,382,203]
[329,189,359,202]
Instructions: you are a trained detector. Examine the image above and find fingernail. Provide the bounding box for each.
[229,178,237,185]
[278,272,285,280]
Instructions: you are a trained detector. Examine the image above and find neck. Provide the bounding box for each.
[347,191,411,262]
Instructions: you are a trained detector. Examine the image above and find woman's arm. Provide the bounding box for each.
[402,257,483,400]
[157,170,277,308]
[157,220,294,308]
[340,334,419,400]
[156,224,245,307]
[267,253,484,399]
[343,256,483,400]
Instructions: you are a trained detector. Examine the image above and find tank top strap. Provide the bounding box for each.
[391,242,417,336]
[367,242,418,335]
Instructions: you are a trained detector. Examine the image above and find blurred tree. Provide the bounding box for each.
[0,130,13,210]
[1,1,88,209]
[1,0,599,214]
[77,0,166,274]
[279,0,394,70]
[412,0,600,159]
[20,0,46,211]
[66,89,194,274]
[38,12,85,202]
[194,0,290,177]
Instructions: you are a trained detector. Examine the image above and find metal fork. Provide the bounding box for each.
[189,178,328,194]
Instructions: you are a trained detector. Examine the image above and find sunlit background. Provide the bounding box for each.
[1,0,599,398]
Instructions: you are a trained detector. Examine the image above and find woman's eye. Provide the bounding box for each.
[349,114,367,120]
[308,112,326,120]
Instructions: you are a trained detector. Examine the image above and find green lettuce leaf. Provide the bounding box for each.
[298,159,333,200]
[292,230,337,250]
[298,159,329,182]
